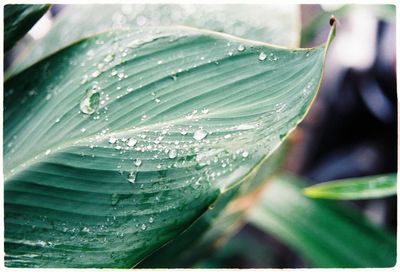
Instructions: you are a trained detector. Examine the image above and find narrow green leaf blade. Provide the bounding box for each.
[5,24,334,267]
[303,173,397,200]
[248,174,396,268]
[4,4,50,51]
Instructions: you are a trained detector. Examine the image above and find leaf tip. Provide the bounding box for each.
[329,15,337,26]
[325,15,337,50]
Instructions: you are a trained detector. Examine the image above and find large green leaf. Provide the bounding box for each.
[4,23,334,267]
[303,173,397,200]
[248,174,396,268]
[8,4,300,77]
[4,4,50,52]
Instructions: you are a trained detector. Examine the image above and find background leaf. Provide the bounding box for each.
[4,4,50,52]
[303,173,397,200]
[248,174,396,268]
[7,4,300,77]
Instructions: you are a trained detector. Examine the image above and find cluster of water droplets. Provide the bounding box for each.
[258,51,279,62]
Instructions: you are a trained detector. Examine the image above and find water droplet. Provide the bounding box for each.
[80,86,100,115]
[258,52,267,61]
[45,149,51,155]
[168,149,177,159]
[109,136,117,144]
[38,241,47,247]
[91,70,101,78]
[141,115,147,121]
[80,128,86,133]
[111,69,118,76]
[201,108,209,114]
[269,52,279,61]
[134,159,142,167]
[127,138,137,147]
[81,226,90,233]
[128,171,136,183]
[141,223,147,230]
[157,60,163,65]
[104,53,115,63]
[193,129,208,141]
[148,217,154,223]
[237,44,246,52]
[224,134,232,139]
[242,150,249,158]
[117,72,125,80]
[115,145,122,150]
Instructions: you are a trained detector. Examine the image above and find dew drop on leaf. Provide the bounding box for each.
[237,44,246,52]
[134,159,142,167]
[127,138,137,147]
[109,136,117,144]
[115,145,122,150]
[91,70,101,78]
[128,171,136,183]
[258,52,267,61]
[193,129,208,141]
[104,53,115,63]
[168,149,177,159]
[80,86,100,115]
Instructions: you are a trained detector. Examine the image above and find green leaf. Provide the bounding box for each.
[4,4,50,52]
[5,23,335,267]
[248,174,396,268]
[8,4,300,77]
[138,142,289,268]
[303,173,397,200]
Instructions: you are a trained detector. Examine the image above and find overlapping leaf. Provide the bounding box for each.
[8,4,300,76]
[4,4,50,51]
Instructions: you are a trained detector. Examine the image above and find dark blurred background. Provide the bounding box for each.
[291,4,397,233]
